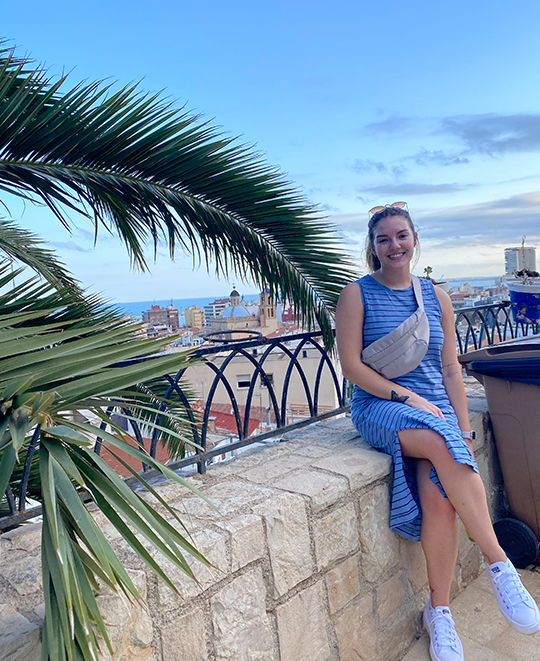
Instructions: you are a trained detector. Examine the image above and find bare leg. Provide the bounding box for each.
[399,428,506,565]
[417,458,459,607]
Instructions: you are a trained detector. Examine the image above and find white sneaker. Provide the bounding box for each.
[487,558,540,634]
[423,597,464,661]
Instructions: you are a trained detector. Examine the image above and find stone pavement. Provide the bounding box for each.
[402,566,540,661]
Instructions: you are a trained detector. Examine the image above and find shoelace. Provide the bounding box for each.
[430,610,458,649]
[492,568,529,609]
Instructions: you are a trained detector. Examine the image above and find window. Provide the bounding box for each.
[237,375,251,389]
[260,373,274,388]
[302,350,308,358]
[252,349,258,356]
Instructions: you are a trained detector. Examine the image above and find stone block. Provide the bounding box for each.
[243,453,307,485]
[210,568,276,660]
[400,538,428,593]
[0,604,40,661]
[458,519,475,559]
[97,570,153,661]
[312,447,391,491]
[377,572,405,623]
[217,514,265,571]
[252,493,312,597]
[459,544,483,588]
[161,608,208,661]
[275,582,331,661]
[0,556,42,596]
[274,469,349,513]
[1,523,42,554]
[290,444,335,459]
[333,593,377,661]
[97,592,132,659]
[211,443,297,477]
[317,416,357,432]
[313,503,359,570]
[157,528,229,606]
[325,554,360,615]
[378,599,419,661]
[171,480,273,520]
[357,484,400,583]
[281,422,358,449]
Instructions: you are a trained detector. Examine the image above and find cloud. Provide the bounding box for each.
[363,117,417,135]
[351,159,407,178]
[48,240,92,253]
[361,113,540,158]
[412,149,470,167]
[320,202,341,212]
[439,113,540,156]
[359,183,468,196]
[327,213,366,232]
[416,191,540,245]
[351,159,387,174]
[74,227,95,241]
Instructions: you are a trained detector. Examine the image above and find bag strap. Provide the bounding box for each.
[411,275,425,311]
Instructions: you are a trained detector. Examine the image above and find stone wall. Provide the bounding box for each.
[0,395,507,661]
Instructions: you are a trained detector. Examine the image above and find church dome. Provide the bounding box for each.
[230,289,240,297]
[221,304,251,318]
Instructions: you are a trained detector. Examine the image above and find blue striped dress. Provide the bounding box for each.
[350,275,478,542]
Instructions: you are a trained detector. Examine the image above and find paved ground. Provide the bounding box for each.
[402,566,540,661]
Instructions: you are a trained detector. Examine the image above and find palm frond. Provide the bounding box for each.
[0,45,357,346]
[0,217,82,291]
[0,265,210,660]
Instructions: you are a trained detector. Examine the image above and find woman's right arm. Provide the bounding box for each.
[335,282,445,419]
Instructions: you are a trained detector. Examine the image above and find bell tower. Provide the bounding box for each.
[259,287,276,329]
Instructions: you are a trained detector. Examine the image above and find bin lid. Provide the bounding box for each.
[458,335,540,364]
[467,357,540,384]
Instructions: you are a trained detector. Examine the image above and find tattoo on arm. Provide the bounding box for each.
[391,390,409,404]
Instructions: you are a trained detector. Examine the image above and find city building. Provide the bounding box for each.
[281,306,302,324]
[204,298,230,325]
[504,246,536,275]
[184,305,206,329]
[208,288,279,337]
[142,303,179,332]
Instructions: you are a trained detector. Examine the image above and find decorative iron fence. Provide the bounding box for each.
[1,330,348,528]
[3,302,540,529]
[455,301,540,354]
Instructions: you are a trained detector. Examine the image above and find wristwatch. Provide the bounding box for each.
[461,431,476,440]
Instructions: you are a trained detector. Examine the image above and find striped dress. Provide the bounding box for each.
[350,274,478,541]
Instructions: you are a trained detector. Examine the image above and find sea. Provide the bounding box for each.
[115,294,260,322]
[442,275,503,289]
[114,276,503,321]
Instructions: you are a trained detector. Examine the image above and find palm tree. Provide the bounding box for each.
[0,43,354,345]
[0,43,356,660]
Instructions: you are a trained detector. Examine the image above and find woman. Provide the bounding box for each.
[335,203,539,661]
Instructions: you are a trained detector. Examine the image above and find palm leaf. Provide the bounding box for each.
[0,267,213,660]
[0,44,356,346]
[0,217,81,291]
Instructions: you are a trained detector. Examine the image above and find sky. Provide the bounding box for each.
[3,0,540,302]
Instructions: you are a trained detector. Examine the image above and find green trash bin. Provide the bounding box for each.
[459,335,540,567]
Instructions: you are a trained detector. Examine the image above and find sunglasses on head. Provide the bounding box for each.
[368,201,408,216]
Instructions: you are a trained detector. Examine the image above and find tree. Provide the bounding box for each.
[0,44,356,660]
[0,44,354,346]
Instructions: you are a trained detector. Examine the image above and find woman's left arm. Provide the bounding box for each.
[435,287,472,434]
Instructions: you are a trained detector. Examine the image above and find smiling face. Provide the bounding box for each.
[371,215,417,271]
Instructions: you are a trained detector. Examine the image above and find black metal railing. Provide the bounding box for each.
[1,330,348,528]
[4,303,540,530]
[455,301,540,354]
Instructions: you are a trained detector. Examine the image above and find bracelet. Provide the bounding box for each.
[461,431,476,440]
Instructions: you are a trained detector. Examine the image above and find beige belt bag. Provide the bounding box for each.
[361,275,430,380]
